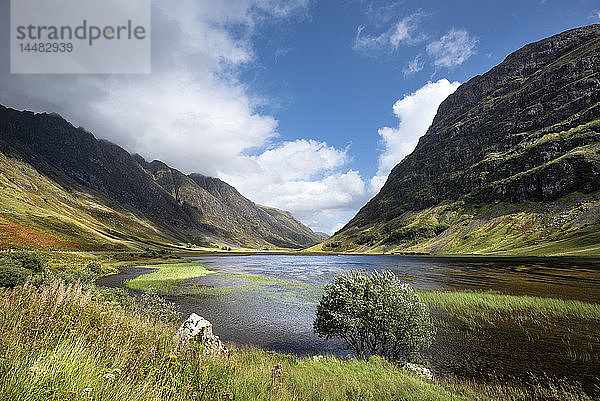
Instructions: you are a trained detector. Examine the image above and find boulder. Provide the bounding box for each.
[174,313,227,355]
[403,363,433,380]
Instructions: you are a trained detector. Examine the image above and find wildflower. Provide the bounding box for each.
[81,387,94,400]
[112,368,122,375]
[271,363,283,385]
[103,373,115,380]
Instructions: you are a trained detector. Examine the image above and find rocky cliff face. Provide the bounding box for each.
[328,25,600,255]
[0,106,324,249]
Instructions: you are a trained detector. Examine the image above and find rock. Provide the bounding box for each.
[403,363,433,380]
[174,313,228,355]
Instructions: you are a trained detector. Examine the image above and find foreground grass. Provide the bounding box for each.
[127,262,212,292]
[0,280,591,401]
[420,290,600,324]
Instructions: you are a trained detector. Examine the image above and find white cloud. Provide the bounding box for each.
[369,79,460,193]
[426,28,478,68]
[353,12,425,54]
[404,54,424,76]
[0,0,368,235]
[217,140,367,234]
[250,139,350,181]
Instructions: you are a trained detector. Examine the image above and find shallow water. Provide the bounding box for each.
[97,254,600,394]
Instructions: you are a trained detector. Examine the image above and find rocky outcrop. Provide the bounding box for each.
[329,24,600,254]
[174,313,227,355]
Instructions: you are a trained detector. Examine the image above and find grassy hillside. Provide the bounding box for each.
[314,190,600,256]
[0,151,175,251]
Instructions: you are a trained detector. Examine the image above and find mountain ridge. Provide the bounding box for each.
[323,24,600,256]
[0,105,324,250]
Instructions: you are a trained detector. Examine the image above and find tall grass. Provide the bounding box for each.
[0,280,591,400]
[420,290,600,323]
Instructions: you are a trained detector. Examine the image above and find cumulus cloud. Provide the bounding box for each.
[217,139,367,234]
[369,79,460,193]
[0,0,366,235]
[426,28,478,68]
[353,12,425,55]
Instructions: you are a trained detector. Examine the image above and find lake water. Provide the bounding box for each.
[97,254,600,394]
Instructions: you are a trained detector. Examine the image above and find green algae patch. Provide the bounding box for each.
[127,262,212,292]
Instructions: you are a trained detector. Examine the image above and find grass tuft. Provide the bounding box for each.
[126,262,212,292]
[420,290,600,323]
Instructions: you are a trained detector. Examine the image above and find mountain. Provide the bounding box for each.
[0,105,324,250]
[323,24,600,256]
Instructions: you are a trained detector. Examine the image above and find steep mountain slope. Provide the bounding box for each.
[188,174,323,247]
[325,24,600,256]
[0,106,324,250]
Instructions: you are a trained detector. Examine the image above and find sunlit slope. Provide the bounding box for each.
[0,152,173,250]
[321,25,600,256]
[0,105,324,250]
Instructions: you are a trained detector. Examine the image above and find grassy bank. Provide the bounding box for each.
[0,279,590,401]
[126,262,212,292]
[420,290,600,324]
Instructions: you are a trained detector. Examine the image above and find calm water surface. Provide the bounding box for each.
[98,255,600,394]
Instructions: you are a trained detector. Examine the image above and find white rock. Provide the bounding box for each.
[403,363,433,380]
[174,313,227,355]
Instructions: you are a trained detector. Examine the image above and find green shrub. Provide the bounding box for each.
[314,271,434,364]
[0,265,31,288]
[85,260,102,275]
[140,248,176,259]
[0,251,44,272]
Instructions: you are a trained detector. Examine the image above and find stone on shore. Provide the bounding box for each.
[174,313,228,355]
[403,363,433,380]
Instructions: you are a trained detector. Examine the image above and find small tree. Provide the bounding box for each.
[314,271,434,363]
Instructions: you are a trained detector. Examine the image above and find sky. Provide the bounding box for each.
[1,0,599,234]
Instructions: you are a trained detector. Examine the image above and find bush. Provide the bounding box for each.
[11,251,44,272]
[140,248,176,259]
[0,265,31,288]
[314,271,434,364]
[0,251,43,273]
[85,261,102,275]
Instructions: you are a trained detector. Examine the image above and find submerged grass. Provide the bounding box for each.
[420,290,600,323]
[126,262,212,292]
[0,279,591,401]
[217,273,309,287]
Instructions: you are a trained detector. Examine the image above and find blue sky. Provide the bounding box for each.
[1,0,599,233]
[247,0,599,178]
